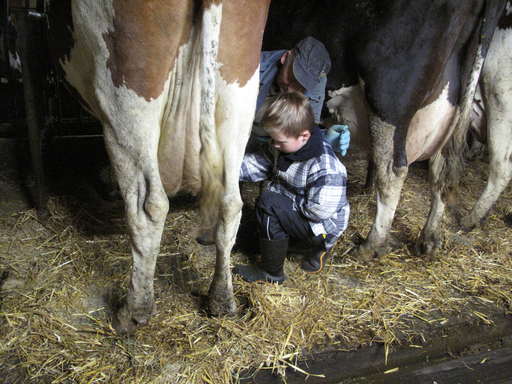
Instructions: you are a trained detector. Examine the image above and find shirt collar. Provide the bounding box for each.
[277,125,323,171]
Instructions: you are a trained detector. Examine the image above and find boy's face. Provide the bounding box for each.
[269,130,310,154]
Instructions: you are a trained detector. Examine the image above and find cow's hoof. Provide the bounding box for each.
[206,295,237,317]
[459,215,478,232]
[352,241,389,262]
[112,303,154,335]
[414,238,441,257]
[112,311,139,335]
[352,246,377,263]
[196,229,215,245]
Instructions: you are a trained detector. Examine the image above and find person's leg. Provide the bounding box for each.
[255,191,313,241]
[233,191,307,284]
[254,191,330,273]
[233,191,330,284]
[256,190,332,271]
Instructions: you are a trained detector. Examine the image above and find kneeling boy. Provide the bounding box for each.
[234,91,350,285]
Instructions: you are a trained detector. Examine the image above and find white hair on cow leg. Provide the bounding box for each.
[206,62,260,316]
[60,0,173,332]
[355,112,408,261]
[197,3,225,240]
[461,19,512,230]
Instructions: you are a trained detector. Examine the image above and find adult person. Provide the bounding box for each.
[249,36,350,155]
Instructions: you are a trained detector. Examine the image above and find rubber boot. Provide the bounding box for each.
[301,245,329,273]
[232,237,289,285]
[286,241,308,262]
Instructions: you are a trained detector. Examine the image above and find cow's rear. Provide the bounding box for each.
[48,0,269,332]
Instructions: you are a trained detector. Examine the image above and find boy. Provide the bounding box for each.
[248,36,350,156]
[234,91,350,285]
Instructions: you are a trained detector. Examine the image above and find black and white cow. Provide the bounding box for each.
[460,4,512,230]
[263,0,507,260]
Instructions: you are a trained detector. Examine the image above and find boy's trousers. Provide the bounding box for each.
[255,190,324,248]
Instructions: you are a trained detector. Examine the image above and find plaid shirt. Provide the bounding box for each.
[240,127,349,249]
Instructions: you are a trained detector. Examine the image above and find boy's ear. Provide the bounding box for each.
[302,130,311,141]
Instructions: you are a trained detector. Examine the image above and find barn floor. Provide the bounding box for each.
[1,135,512,383]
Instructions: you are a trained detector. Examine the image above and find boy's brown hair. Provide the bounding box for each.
[261,91,314,139]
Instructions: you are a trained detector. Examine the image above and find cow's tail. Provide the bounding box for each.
[197,2,224,240]
[439,0,506,201]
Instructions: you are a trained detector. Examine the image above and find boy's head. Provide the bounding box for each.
[261,91,315,154]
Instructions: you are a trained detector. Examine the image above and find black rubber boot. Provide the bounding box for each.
[301,246,329,273]
[286,242,308,262]
[232,237,289,285]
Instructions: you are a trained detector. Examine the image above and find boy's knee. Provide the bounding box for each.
[255,190,280,211]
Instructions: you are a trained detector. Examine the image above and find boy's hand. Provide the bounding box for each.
[323,125,350,156]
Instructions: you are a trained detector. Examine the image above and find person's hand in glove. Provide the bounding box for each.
[323,124,350,156]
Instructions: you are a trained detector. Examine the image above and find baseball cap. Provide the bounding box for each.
[292,37,331,92]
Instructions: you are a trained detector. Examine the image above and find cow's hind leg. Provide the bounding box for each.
[103,122,169,334]
[460,122,512,230]
[416,152,446,255]
[206,185,240,316]
[460,30,512,230]
[354,116,408,261]
[204,76,259,316]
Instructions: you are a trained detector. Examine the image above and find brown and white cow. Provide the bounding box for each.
[46,0,270,333]
[263,0,507,260]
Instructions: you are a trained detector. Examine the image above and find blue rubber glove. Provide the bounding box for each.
[323,125,350,156]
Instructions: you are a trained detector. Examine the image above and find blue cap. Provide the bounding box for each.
[292,37,331,92]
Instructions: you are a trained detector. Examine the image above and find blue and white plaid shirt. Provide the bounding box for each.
[240,126,349,250]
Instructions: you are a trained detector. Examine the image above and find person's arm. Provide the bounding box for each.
[299,174,347,222]
[307,76,327,124]
[295,158,348,222]
[239,151,273,182]
[323,125,351,156]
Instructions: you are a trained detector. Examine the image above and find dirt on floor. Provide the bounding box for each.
[0,136,511,383]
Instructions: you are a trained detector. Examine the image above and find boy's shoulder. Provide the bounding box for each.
[318,141,347,173]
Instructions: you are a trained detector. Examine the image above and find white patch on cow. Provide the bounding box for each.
[8,52,21,73]
[215,68,260,189]
[405,83,458,162]
[506,1,512,15]
[61,1,180,189]
[159,25,203,194]
[212,69,260,265]
[60,2,168,158]
[461,22,512,228]
[201,3,222,127]
[60,2,114,112]
[328,81,459,163]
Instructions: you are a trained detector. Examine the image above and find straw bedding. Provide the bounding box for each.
[0,146,511,383]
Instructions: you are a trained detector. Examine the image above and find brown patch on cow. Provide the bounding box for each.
[217,0,270,86]
[104,0,198,101]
